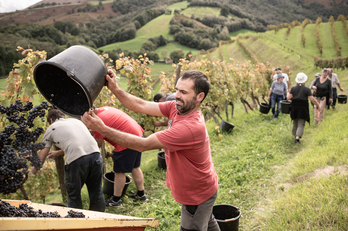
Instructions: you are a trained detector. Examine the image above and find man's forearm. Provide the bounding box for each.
[98,125,163,152]
[111,87,147,113]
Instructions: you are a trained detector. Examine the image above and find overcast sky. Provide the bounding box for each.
[0,0,42,13]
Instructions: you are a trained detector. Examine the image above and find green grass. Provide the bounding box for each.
[88,0,113,5]
[100,38,147,52]
[222,41,249,63]
[335,21,348,57]
[302,24,321,57]
[100,15,174,52]
[320,22,337,59]
[229,29,255,38]
[166,1,189,12]
[136,15,174,40]
[155,42,198,60]
[181,6,221,19]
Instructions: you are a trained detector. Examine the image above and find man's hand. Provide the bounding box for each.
[48,150,63,159]
[31,166,39,175]
[340,87,344,91]
[329,98,333,103]
[81,111,106,133]
[106,69,119,93]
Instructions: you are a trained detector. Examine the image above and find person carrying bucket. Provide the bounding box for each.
[91,106,147,207]
[267,74,288,119]
[287,73,320,143]
[82,70,220,231]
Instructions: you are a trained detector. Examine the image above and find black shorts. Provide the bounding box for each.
[112,148,142,173]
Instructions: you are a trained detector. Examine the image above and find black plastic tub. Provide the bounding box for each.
[157,151,166,169]
[103,172,132,196]
[259,103,270,114]
[33,45,107,117]
[280,100,291,114]
[220,120,234,133]
[213,204,241,231]
[337,95,347,104]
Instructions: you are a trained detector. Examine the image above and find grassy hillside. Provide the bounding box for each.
[181,6,221,18]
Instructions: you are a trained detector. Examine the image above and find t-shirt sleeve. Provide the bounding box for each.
[306,87,312,96]
[42,128,53,148]
[158,101,176,118]
[155,121,195,152]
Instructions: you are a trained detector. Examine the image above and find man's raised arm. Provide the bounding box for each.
[106,69,165,117]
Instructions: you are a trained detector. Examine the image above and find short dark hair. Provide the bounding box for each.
[179,70,210,102]
[153,93,164,102]
[47,109,65,124]
[276,68,282,71]
[322,69,329,74]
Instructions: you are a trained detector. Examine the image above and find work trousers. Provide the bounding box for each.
[332,88,337,107]
[180,190,220,231]
[64,152,106,212]
[292,118,306,138]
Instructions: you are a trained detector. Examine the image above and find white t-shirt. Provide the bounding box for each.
[42,118,100,165]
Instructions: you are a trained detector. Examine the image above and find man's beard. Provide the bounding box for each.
[175,95,197,114]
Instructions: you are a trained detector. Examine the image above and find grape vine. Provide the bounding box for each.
[0,100,49,195]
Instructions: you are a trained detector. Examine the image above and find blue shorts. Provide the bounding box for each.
[112,149,142,173]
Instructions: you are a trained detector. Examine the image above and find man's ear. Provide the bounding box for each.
[197,92,205,103]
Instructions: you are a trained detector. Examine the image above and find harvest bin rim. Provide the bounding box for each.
[0,200,159,230]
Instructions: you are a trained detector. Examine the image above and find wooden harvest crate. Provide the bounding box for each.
[0,200,159,231]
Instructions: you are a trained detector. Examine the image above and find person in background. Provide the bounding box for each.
[310,73,321,92]
[287,73,320,143]
[92,106,146,207]
[311,69,333,124]
[327,68,344,109]
[268,74,288,119]
[153,93,176,103]
[82,69,220,231]
[153,93,176,127]
[271,68,290,94]
[31,109,105,212]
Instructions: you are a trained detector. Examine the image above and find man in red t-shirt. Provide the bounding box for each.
[82,70,220,231]
[92,106,146,207]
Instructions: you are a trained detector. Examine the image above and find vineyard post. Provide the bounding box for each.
[54,146,67,203]
[174,63,182,86]
[101,142,106,175]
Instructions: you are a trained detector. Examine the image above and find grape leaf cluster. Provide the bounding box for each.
[0,100,49,195]
[0,199,85,218]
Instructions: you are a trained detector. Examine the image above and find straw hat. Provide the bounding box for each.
[295,72,308,83]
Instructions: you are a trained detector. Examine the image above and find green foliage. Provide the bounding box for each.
[169,49,184,63]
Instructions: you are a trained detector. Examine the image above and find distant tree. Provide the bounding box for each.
[220,5,229,17]
[170,49,184,63]
[198,38,212,50]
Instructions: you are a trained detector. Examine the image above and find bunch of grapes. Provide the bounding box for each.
[0,100,49,195]
[0,199,85,218]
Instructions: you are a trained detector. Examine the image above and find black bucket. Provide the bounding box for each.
[157,151,166,169]
[103,172,132,196]
[337,95,347,104]
[220,120,234,133]
[33,45,107,117]
[280,100,291,114]
[213,204,241,231]
[259,103,270,114]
